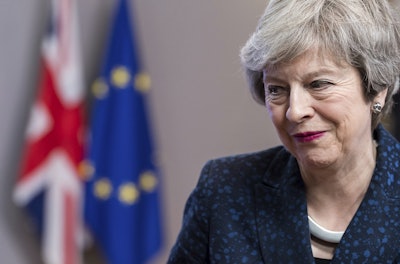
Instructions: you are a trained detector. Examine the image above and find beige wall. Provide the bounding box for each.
[0,0,398,263]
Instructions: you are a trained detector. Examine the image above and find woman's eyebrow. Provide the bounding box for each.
[303,68,338,79]
[263,67,338,83]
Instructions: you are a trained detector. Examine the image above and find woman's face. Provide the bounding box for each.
[263,49,383,170]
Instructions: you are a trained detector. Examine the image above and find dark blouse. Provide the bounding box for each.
[314,258,330,264]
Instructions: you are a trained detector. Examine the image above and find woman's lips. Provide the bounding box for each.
[293,131,325,143]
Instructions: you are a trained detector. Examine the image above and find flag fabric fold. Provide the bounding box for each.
[83,0,163,263]
[14,0,85,263]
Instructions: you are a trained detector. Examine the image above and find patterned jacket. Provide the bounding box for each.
[168,125,400,263]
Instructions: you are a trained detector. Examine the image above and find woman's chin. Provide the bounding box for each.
[296,152,337,170]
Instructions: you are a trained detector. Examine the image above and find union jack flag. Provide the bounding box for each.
[13,0,85,263]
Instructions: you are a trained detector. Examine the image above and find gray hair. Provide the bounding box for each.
[240,0,400,128]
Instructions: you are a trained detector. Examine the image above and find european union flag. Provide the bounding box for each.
[83,0,163,263]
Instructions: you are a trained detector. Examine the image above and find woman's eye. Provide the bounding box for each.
[266,85,284,95]
[309,80,333,89]
[265,85,288,103]
[268,86,279,94]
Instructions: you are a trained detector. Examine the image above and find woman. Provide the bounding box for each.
[168,0,400,263]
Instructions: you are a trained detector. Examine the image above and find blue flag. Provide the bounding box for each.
[84,0,163,263]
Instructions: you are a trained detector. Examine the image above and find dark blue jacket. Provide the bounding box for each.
[168,125,400,263]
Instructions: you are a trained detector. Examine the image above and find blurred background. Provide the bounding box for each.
[0,0,399,263]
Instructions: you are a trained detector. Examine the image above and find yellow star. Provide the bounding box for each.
[92,78,109,99]
[134,72,151,93]
[139,171,158,192]
[119,183,140,205]
[78,160,95,181]
[111,66,131,88]
[94,178,112,200]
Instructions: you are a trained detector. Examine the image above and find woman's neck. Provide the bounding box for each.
[302,138,377,230]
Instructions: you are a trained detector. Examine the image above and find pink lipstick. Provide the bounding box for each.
[293,131,325,143]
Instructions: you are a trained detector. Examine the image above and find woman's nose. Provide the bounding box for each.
[285,87,314,123]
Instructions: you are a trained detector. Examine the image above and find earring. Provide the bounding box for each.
[372,102,382,114]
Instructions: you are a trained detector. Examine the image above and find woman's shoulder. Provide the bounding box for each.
[374,125,400,198]
[196,146,292,189]
[207,145,290,171]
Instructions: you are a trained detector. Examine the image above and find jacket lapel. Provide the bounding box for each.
[254,154,315,262]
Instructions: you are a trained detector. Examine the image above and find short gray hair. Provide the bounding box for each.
[240,0,400,128]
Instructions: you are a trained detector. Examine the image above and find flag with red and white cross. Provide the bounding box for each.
[13,0,85,263]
